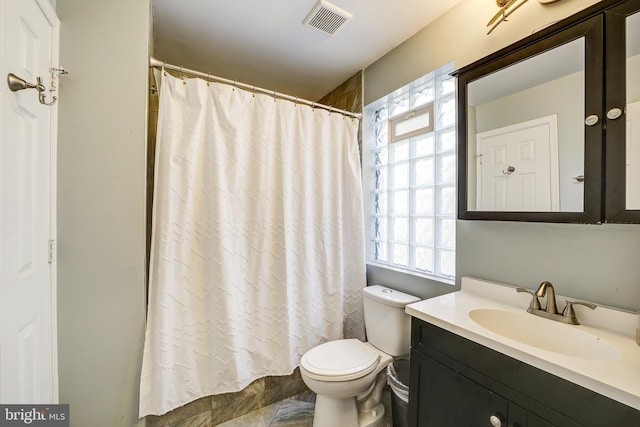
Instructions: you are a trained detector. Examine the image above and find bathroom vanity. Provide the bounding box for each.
[406,278,640,426]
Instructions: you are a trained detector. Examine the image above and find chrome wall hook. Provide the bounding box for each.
[7,73,57,106]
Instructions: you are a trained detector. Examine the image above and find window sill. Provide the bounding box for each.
[366,261,455,286]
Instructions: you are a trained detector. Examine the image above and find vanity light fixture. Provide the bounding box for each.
[487,0,529,35]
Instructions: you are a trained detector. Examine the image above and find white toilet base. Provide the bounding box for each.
[312,394,358,427]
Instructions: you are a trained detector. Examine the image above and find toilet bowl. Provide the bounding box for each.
[300,286,420,427]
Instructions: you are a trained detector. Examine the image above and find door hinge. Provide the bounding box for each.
[48,239,55,264]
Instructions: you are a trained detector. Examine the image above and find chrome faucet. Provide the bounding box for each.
[516,281,596,325]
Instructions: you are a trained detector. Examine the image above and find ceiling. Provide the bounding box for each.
[151,0,463,102]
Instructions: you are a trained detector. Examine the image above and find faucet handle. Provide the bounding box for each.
[516,288,542,311]
[562,300,597,325]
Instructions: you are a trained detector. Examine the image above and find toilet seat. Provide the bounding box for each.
[300,339,380,382]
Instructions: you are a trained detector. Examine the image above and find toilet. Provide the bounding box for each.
[300,285,420,427]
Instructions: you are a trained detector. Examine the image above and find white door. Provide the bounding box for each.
[0,0,59,403]
[476,115,559,211]
[626,101,640,209]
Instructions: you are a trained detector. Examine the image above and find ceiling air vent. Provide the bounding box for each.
[303,0,353,36]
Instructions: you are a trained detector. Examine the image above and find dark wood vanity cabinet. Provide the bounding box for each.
[408,318,640,427]
[409,350,553,427]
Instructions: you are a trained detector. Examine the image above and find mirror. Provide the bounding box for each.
[626,10,640,209]
[457,13,604,223]
[466,38,585,212]
[457,0,639,223]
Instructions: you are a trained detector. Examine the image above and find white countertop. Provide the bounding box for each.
[405,277,640,410]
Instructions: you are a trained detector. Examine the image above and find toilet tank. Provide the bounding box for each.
[363,285,420,356]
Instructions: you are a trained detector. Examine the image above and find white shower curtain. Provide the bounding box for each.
[139,74,366,416]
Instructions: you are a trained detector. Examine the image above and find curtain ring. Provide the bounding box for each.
[206,73,210,86]
[162,62,166,76]
[233,80,237,91]
[273,90,277,102]
[252,86,256,98]
[180,65,185,84]
[294,97,298,106]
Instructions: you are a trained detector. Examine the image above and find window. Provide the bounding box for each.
[363,63,456,284]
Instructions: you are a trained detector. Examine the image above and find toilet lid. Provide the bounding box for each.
[301,339,380,381]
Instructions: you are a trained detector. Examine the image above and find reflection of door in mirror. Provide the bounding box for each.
[627,10,640,209]
[467,38,585,212]
[476,115,559,211]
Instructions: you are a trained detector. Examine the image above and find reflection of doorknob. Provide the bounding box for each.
[502,165,515,175]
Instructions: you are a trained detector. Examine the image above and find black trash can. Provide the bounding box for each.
[386,355,410,427]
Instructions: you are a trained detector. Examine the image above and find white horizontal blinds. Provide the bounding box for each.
[365,63,456,282]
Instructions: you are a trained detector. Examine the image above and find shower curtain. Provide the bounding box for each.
[139,73,366,416]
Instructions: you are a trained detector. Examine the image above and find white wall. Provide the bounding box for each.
[56,0,149,426]
[364,0,640,312]
[365,0,602,105]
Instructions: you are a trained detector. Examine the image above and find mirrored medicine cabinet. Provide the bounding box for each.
[455,0,640,223]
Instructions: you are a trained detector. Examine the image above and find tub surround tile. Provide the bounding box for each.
[211,378,266,425]
[146,396,211,427]
[317,71,363,114]
[169,411,212,427]
[215,403,281,427]
[263,378,308,406]
[149,371,309,426]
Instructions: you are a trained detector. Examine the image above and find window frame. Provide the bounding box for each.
[389,103,434,143]
[363,63,457,285]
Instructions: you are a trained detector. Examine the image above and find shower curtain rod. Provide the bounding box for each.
[149,57,362,120]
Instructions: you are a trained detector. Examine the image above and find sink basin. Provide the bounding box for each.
[468,309,621,360]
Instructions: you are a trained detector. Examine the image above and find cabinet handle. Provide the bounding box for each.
[584,115,599,126]
[489,415,503,427]
[606,107,623,120]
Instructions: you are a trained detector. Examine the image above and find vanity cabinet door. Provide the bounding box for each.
[509,403,555,427]
[408,349,509,427]
[409,348,555,427]
[604,0,640,222]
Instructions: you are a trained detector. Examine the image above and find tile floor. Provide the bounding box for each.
[216,388,395,427]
